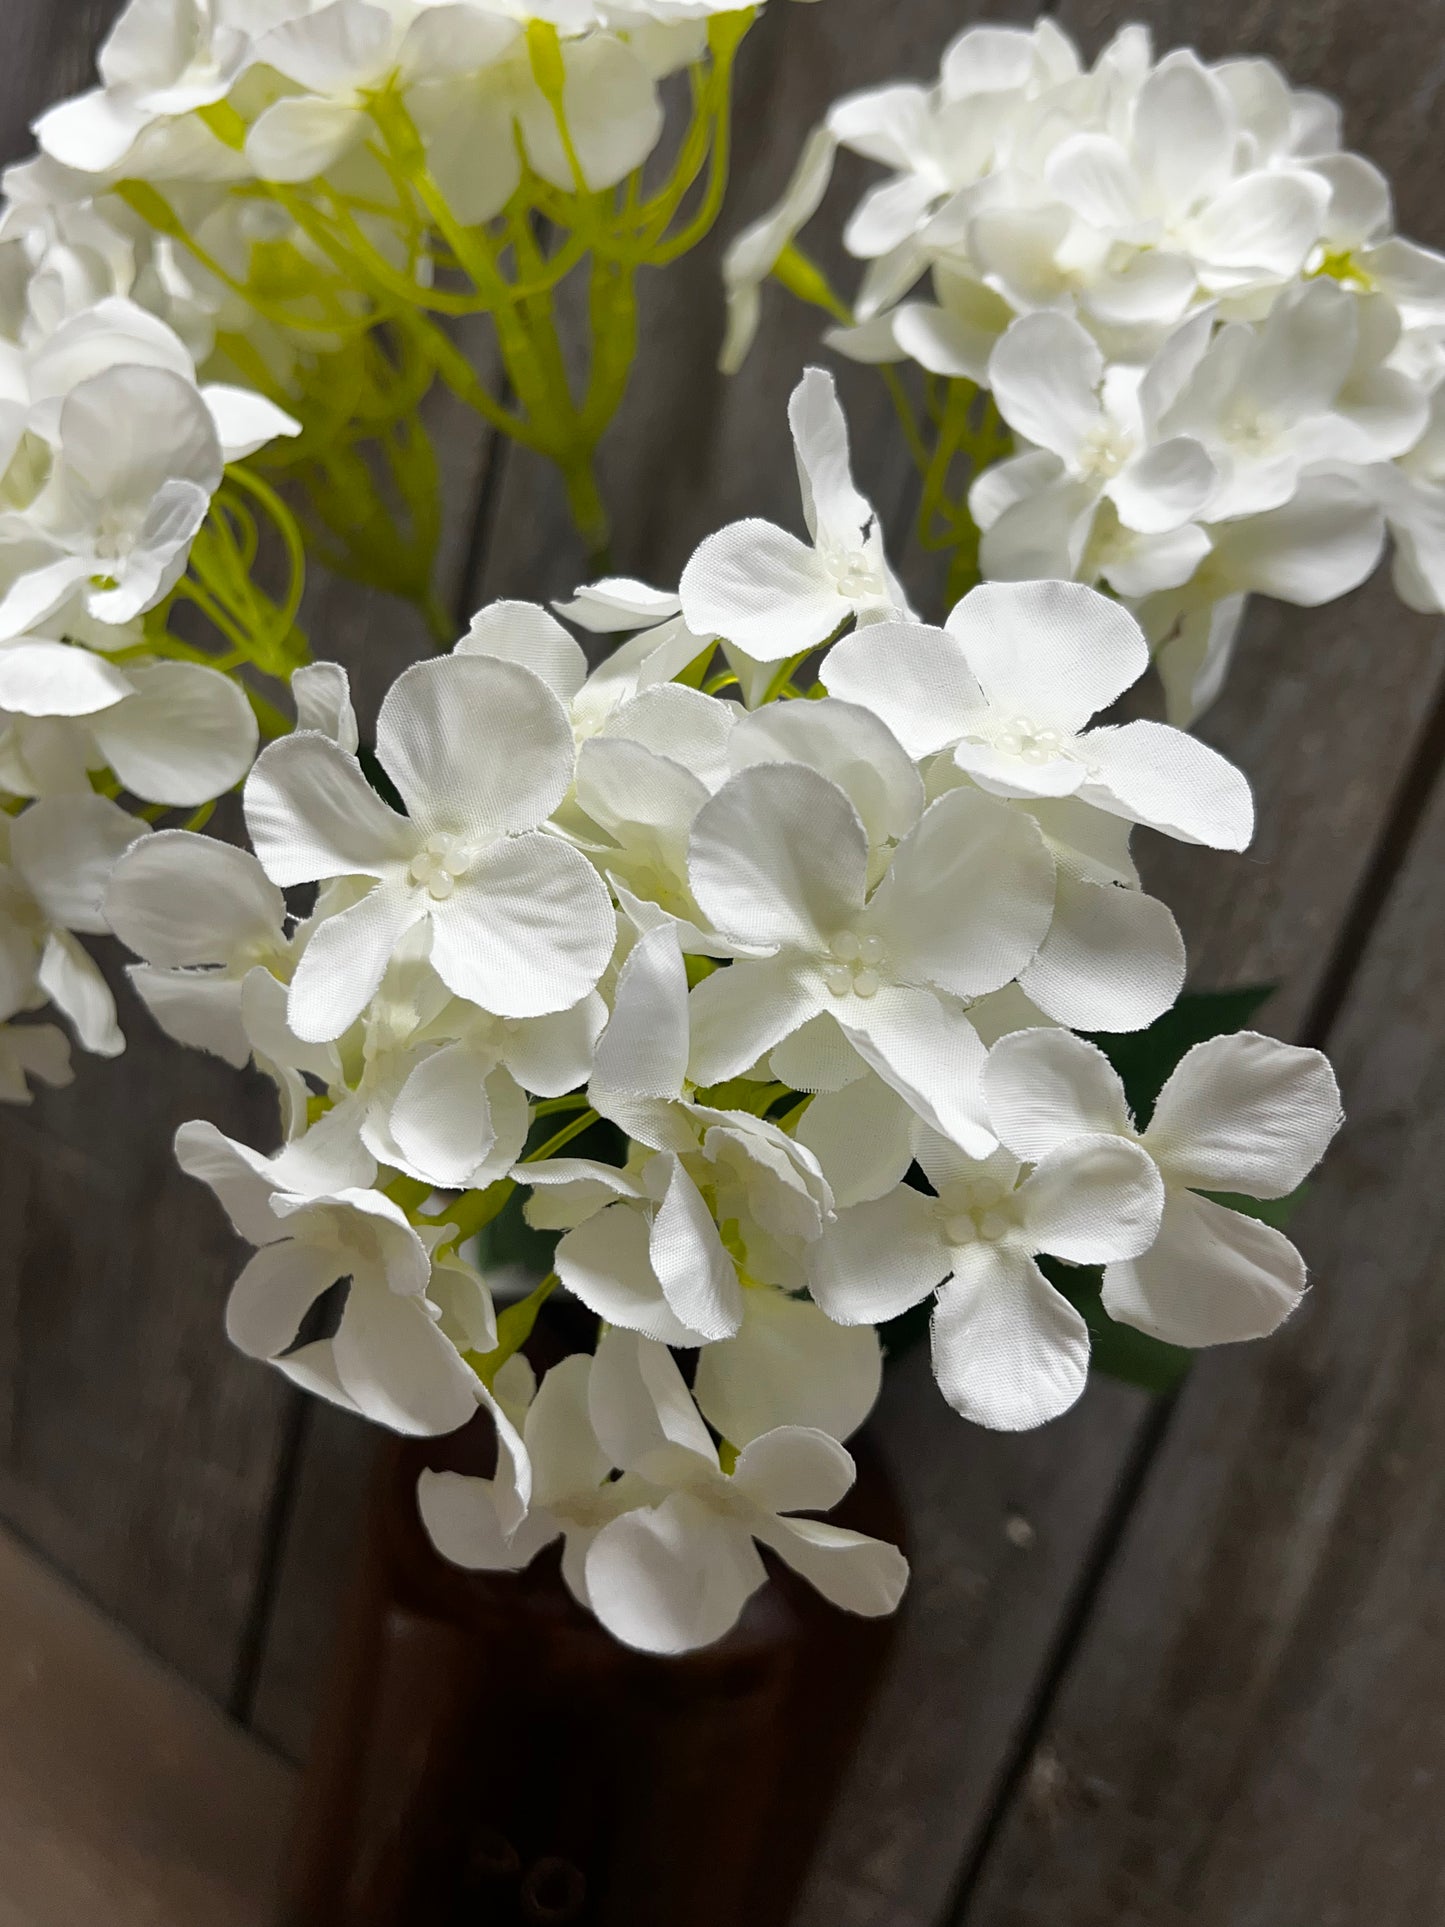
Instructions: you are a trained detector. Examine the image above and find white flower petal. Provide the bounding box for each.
[821,619,986,760]
[291,662,358,752]
[1079,719,1254,850]
[105,830,283,967]
[733,1425,855,1514]
[688,763,867,955]
[728,695,923,848]
[946,580,1150,732]
[128,965,250,1069]
[429,832,614,1020]
[389,1042,499,1191]
[332,1284,482,1437]
[985,1027,1133,1164]
[1019,874,1185,1033]
[286,881,422,1043]
[1145,1030,1342,1197]
[39,929,122,1056]
[1102,1189,1306,1346]
[13,792,146,932]
[591,921,689,1102]
[585,1495,765,1655]
[795,1069,919,1207]
[758,1513,909,1617]
[1016,1134,1164,1263]
[225,1239,330,1361]
[458,600,587,706]
[987,312,1105,465]
[648,1154,743,1343]
[870,787,1055,1000]
[931,1245,1091,1430]
[377,655,574,839]
[695,1292,882,1447]
[556,1204,711,1347]
[245,732,415,886]
[680,519,849,661]
[92,662,258,807]
[840,984,995,1158]
[0,641,130,718]
[808,1183,947,1325]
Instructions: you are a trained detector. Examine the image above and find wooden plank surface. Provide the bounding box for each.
[0,1522,293,1927]
[954,705,1445,1927]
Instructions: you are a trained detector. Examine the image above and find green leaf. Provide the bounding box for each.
[1199,1184,1308,1232]
[1087,983,1277,1126]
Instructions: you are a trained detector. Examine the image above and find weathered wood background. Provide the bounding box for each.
[4,2,1445,1922]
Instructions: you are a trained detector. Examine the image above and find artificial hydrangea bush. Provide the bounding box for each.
[0,7,1372,1656]
[104,372,1340,1654]
[728,17,1445,720]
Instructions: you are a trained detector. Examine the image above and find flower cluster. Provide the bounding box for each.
[728,18,1445,720]
[19,0,772,579]
[0,206,307,1093]
[139,373,1342,1652]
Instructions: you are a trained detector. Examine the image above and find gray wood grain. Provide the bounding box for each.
[955,702,1445,1927]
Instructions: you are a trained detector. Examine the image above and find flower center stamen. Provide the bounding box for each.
[824,928,886,998]
[407,832,471,900]
[996,717,1067,765]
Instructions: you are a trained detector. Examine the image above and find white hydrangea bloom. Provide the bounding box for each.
[984,1026,1342,1346]
[422,1329,908,1654]
[0,794,147,1056]
[680,368,912,681]
[738,21,1445,715]
[243,652,616,1042]
[176,1111,492,1434]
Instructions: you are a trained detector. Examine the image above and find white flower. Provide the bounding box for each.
[984,1025,1342,1346]
[0,365,221,634]
[809,1124,1163,1431]
[985,311,1218,538]
[33,0,274,175]
[679,368,911,672]
[369,982,602,1193]
[0,649,258,805]
[418,1352,626,1583]
[175,1111,490,1434]
[426,1329,906,1654]
[1040,50,1328,301]
[1153,279,1426,520]
[1139,474,1386,723]
[421,1330,908,1655]
[0,794,147,1055]
[578,1340,907,1654]
[822,581,1254,847]
[243,652,616,1042]
[684,763,1056,1155]
[105,828,290,1068]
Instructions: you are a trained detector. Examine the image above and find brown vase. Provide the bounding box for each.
[282,1371,904,1927]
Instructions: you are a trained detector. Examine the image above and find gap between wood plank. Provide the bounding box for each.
[228,1393,312,1724]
